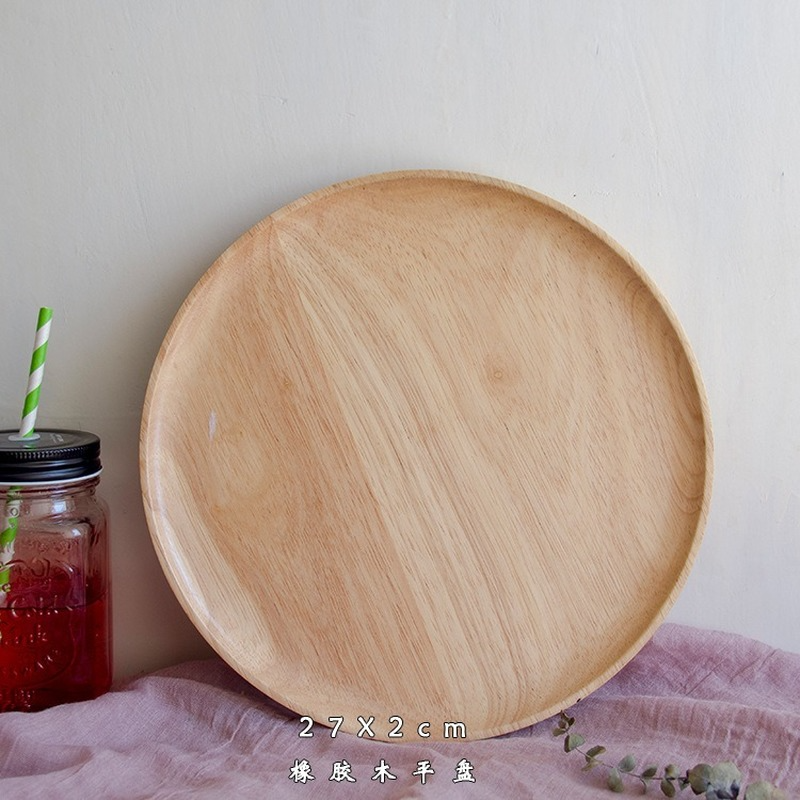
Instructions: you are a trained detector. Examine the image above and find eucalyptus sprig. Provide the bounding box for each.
[553,711,785,799]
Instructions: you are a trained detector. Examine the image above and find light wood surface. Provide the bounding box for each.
[140,171,712,742]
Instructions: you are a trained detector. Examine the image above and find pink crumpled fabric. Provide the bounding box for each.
[0,623,797,798]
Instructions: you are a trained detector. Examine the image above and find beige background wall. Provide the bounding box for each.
[1,1,798,677]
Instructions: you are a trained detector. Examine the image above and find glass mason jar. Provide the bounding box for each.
[0,429,111,711]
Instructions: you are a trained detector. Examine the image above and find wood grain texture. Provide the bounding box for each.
[140,171,712,741]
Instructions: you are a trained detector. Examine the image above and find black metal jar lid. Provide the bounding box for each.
[0,429,102,484]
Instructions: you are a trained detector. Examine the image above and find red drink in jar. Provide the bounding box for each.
[0,430,111,711]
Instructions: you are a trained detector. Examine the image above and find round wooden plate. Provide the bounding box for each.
[140,171,712,742]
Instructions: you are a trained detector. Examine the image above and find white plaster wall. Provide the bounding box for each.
[1,1,798,678]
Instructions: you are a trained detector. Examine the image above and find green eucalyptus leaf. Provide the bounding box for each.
[642,764,659,779]
[582,758,598,771]
[744,780,787,800]
[661,778,677,798]
[608,768,625,793]
[618,754,637,773]
[587,745,607,759]
[709,761,742,787]
[687,763,712,793]
[564,733,585,753]
[664,764,681,780]
[553,725,566,737]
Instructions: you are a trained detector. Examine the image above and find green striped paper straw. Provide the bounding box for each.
[0,488,21,588]
[1,307,53,600]
[19,306,53,437]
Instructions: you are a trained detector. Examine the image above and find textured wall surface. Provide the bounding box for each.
[1,1,798,677]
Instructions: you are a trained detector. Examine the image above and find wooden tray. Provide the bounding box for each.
[140,171,712,741]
